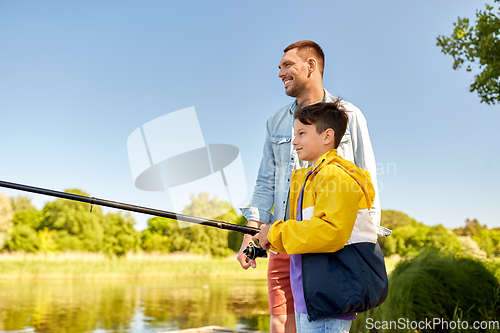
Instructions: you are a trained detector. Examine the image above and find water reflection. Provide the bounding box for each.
[0,278,270,333]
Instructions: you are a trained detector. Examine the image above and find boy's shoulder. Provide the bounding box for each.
[316,163,356,183]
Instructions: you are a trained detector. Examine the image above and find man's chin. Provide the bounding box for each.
[285,87,298,98]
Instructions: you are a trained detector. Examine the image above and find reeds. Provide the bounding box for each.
[0,251,269,279]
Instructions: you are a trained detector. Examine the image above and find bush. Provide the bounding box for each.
[386,251,500,325]
[4,224,41,252]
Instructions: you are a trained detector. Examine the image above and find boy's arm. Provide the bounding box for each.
[267,172,361,254]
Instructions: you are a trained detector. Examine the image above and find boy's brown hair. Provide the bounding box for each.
[294,99,349,149]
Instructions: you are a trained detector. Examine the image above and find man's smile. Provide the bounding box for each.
[283,78,292,88]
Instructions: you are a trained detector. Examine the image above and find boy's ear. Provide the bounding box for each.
[324,129,335,145]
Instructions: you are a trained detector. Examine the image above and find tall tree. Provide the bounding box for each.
[10,196,35,213]
[40,189,105,252]
[436,0,500,104]
[0,192,14,248]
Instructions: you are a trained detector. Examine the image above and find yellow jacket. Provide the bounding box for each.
[268,149,376,254]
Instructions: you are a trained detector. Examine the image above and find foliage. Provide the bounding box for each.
[10,196,34,213]
[454,219,500,257]
[140,217,176,252]
[0,192,14,249]
[385,251,500,326]
[141,193,239,256]
[379,210,462,256]
[436,0,500,104]
[228,215,248,252]
[101,212,140,256]
[353,250,500,332]
[12,207,44,229]
[3,224,41,252]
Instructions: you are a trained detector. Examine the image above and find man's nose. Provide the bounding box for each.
[278,68,285,78]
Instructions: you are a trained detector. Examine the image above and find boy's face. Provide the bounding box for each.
[292,119,330,165]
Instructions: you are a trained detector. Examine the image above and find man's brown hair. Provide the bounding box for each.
[294,99,349,149]
[284,40,325,77]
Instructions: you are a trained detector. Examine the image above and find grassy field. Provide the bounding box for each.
[0,252,269,279]
[0,251,402,279]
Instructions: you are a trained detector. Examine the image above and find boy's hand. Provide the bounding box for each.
[252,224,271,250]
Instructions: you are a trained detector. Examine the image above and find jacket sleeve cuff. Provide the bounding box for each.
[240,207,275,225]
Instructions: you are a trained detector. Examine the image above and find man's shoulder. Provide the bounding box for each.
[266,101,295,124]
[324,90,365,118]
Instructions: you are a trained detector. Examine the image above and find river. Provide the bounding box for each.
[0,278,270,333]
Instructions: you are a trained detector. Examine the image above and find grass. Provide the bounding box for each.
[0,251,401,279]
[0,251,269,279]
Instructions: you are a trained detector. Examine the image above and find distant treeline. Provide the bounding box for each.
[0,191,497,258]
[0,190,245,256]
[379,210,500,258]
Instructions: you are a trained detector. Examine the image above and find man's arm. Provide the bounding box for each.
[345,103,381,227]
[238,119,276,269]
[240,119,276,224]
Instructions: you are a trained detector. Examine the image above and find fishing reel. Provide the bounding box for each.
[243,242,268,260]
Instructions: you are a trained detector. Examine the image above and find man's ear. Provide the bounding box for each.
[324,128,335,145]
[307,58,317,75]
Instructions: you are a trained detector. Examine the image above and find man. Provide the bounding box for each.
[237,40,381,333]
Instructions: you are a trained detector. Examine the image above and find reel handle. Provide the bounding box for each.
[243,242,268,260]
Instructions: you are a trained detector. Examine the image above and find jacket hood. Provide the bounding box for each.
[312,149,375,210]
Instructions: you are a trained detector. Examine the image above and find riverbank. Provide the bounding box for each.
[0,251,402,279]
[0,252,269,279]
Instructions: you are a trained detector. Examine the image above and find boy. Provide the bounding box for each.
[253,100,387,333]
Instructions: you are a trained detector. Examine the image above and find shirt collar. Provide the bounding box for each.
[289,89,332,115]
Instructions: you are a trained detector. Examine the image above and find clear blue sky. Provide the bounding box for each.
[0,1,498,231]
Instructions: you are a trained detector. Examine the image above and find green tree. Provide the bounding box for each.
[141,193,240,256]
[453,218,486,237]
[380,210,462,256]
[10,196,35,213]
[141,216,177,252]
[425,225,462,253]
[40,189,105,252]
[12,207,44,229]
[4,224,41,252]
[181,193,238,256]
[101,212,140,256]
[436,0,500,104]
[4,207,45,252]
[0,192,14,249]
[379,210,422,255]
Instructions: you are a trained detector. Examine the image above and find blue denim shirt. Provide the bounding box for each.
[241,89,381,227]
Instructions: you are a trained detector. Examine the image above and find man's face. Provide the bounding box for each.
[278,49,309,98]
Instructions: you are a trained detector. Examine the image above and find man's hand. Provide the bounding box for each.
[237,220,262,269]
[252,224,271,250]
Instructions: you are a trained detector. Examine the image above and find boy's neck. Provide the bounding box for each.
[311,147,336,167]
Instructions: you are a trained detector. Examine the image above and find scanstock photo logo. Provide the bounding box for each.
[127,106,247,228]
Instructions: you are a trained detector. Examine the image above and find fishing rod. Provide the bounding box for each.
[0,180,267,260]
